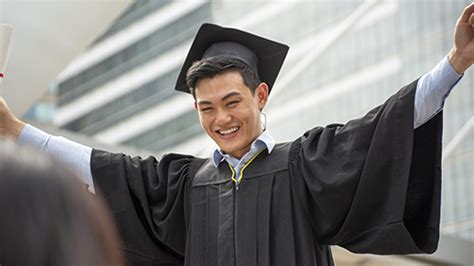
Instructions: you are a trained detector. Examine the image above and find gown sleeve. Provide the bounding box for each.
[91,150,199,265]
[288,79,442,254]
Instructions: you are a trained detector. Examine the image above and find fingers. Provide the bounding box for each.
[0,97,12,114]
[0,97,7,108]
[460,3,474,23]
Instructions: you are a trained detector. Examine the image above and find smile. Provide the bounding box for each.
[218,126,239,135]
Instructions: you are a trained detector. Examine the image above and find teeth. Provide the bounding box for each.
[219,127,239,135]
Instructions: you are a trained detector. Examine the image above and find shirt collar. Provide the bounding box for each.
[212,130,275,167]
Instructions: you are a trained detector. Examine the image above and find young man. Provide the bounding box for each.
[1,3,473,266]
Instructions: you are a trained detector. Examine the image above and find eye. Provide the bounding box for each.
[200,107,213,113]
[227,101,240,108]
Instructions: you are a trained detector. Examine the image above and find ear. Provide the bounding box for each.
[194,101,198,110]
[254,82,269,110]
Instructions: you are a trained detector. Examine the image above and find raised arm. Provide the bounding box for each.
[0,97,94,192]
[414,3,473,129]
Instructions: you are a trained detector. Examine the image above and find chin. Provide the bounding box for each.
[220,146,236,155]
[215,139,238,152]
[219,144,238,156]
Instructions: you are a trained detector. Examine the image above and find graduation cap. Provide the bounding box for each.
[175,23,289,94]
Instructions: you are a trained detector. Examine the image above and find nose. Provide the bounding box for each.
[215,109,231,125]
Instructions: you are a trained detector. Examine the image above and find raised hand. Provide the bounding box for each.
[449,3,474,74]
[0,97,25,139]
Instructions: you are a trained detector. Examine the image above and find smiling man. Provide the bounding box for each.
[192,71,267,159]
[1,4,474,266]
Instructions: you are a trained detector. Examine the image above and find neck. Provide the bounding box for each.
[225,128,264,159]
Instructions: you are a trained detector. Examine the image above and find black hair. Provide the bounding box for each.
[186,56,261,99]
[0,141,124,266]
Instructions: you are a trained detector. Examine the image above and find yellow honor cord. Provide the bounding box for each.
[227,161,237,184]
[227,148,267,185]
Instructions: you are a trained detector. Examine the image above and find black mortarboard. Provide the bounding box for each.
[175,23,289,94]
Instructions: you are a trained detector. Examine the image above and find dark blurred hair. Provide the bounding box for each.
[0,141,124,266]
[186,56,261,99]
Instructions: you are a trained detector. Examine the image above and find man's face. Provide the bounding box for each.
[194,71,268,159]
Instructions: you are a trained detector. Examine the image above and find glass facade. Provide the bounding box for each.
[123,110,201,152]
[62,67,179,134]
[93,0,174,44]
[54,0,474,245]
[56,1,211,106]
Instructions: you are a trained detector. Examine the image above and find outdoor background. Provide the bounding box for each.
[19,0,474,264]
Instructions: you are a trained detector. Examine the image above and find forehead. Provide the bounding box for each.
[194,71,252,101]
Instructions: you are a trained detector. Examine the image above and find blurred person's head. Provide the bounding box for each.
[0,140,124,266]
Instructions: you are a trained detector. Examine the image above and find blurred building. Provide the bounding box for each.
[43,0,472,264]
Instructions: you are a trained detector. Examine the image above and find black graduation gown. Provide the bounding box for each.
[91,80,442,266]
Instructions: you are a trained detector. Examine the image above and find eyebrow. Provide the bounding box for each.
[197,91,242,106]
